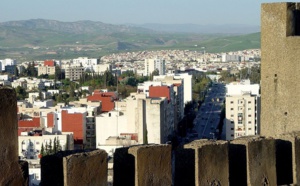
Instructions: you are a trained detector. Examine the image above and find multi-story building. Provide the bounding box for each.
[18,131,74,160]
[144,58,166,76]
[38,66,55,76]
[5,65,17,75]
[0,58,17,71]
[72,57,99,72]
[64,66,84,81]
[154,73,192,104]
[225,80,260,140]
[93,64,112,74]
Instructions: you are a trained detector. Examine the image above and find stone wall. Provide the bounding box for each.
[41,150,107,186]
[0,87,28,186]
[261,2,300,136]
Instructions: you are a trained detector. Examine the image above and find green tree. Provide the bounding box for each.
[41,143,45,157]
[15,86,27,100]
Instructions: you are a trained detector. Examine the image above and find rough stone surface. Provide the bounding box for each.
[185,139,229,186]
[261,2,300,136]
[41,149,107,186]
[63,150,107,186]
[0,87,27,186]
[230,136,276,186]
[128,144,172,186]
[113,147,135,186]
[174,148,195,186]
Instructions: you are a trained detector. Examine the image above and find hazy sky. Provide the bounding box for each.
[1,0,294,25]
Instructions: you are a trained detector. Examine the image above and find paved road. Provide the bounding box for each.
[191,82,226,140]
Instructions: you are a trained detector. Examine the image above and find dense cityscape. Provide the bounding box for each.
[3,1,300,186]
[0,48,261,185]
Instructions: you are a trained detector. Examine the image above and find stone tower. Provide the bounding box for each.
[261,2,300,136]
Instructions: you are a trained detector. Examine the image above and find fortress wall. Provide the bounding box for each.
[0,87,28,186]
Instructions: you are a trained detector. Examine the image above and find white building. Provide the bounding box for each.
[93,64,112,74]
[96,110,137,156]
[73,57,98,72]
[225,80,260,140]
[18,132,74,160]
[0,58,17,71]
[144,58,166,76]
[154,73,192,104]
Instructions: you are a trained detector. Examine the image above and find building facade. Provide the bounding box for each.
[64,66,84,81]
[225,81,260,140]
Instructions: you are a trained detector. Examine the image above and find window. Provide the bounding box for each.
[230,108,234,110]
[248,128,252,130]
[248,121,252,124]
[248,114,251,117]
[248,108,251,110]
[230,101,234,104]
[231,128,234,130]
[231,114,234,117]
[231,134,234,137]
[231,121,234,124]
[248,101,251,104]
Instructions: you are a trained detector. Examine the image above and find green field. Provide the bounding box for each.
[0,20,260,60]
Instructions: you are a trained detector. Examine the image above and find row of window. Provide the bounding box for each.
[230,128,252,130]
[230,120,252,124]
[230,107,252,111]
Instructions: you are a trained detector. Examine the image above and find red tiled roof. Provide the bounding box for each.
[18,117,40,128]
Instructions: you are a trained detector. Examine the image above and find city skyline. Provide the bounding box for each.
[1,0,293,26]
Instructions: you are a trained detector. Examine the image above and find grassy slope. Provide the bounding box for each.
[0,23,261,60]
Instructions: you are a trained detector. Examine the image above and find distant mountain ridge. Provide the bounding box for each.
[0,19,260,60]
[0,19,154,34]
[129,23,260,34]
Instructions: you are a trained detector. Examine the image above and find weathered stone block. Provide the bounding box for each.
[261,2,300,137]
[229,136,276,186]
[41,149,107,186]
[0,87,27,186]
[64,150,107,186]
[128,144,172,186]
[185,139,229,186]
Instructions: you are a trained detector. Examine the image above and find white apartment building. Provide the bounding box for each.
[96,94,174,155]
[144,58,166,76]
[96,111,136,156]
[72,57,98,71]
[225,81,260,140]
[18,132,74,160]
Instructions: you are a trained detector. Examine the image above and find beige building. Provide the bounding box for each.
[64,66,84,81]
[38,66,55,76]
[225,81,260,140]
[225,94,260,140]
[144,58,166,76]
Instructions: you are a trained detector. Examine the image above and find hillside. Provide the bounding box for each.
[0,19,260,60]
